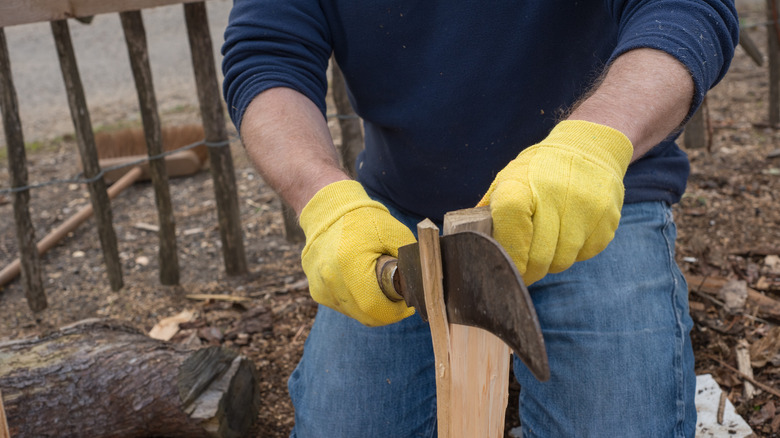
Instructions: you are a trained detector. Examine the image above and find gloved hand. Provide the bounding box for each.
[478,120,633,285]
[299,180,416,326]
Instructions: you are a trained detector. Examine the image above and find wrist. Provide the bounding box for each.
[540,120,633,177]
[299,180,382,239]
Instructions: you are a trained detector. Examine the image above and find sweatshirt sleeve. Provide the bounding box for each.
[221,0,332,131]
[606,0,739,119]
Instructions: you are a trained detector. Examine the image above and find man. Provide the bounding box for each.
[222,2,739,437]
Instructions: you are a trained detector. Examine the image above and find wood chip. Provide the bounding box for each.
[737,340,757,400]
[148,310,195,341]
[133,222,159,232]
[0,389,10,438]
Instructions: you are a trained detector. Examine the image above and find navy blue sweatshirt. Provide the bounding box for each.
[222,1,739,222]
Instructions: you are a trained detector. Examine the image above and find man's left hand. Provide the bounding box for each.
[478,120,633,285]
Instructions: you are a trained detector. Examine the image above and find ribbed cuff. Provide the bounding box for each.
[299,180,383,238]
[545,120,633,176]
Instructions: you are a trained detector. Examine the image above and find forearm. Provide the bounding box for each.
[240,87,350,215]
[567,48,694,162]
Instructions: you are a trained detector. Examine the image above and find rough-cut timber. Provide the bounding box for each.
[0,28,46,311]
[51,19,124,291]
[120,10,180,285]
[0,319,261,438]
[184,2,248,276]
[0,0,209,27]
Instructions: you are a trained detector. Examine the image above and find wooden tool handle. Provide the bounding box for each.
[376,254,403,301]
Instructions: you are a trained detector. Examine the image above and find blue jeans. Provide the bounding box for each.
[288,201,696,437]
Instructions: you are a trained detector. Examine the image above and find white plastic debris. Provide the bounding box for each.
[696,374,754,437]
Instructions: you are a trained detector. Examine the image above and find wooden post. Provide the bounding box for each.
[120,10,180,285]
[0,389,9,438]
[768,0,780,127]
[443,207,510,438]
[331,60,363,178]
[684,102,707,150]
[0,27,47,311]
[183,2,248,276]
[417,219,451,438]
[51,19,124,291]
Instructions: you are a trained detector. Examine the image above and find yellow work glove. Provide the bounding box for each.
[299,180,416,326]
[478,120,633,285]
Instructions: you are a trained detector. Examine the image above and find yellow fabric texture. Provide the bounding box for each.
[478,120,633,285]
[299,180,416,326]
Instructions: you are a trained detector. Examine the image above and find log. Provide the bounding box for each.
[768,0,780,127]
[0,319,261,438]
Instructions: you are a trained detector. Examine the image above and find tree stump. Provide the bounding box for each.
[0,319,260,438]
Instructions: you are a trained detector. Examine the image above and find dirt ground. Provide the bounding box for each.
[2,2,780,437]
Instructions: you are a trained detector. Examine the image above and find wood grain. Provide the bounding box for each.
[417,219,451,438]
[443,206,510,438]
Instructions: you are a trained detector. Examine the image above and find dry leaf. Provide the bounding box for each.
[751,326,780,368]
[718,279,747,314]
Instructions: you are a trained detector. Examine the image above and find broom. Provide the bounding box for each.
[0,124,209,288]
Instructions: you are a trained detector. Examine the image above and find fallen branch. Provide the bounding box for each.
[704,354,780,400]
[686,274,780,321]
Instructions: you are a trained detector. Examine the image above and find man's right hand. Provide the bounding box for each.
[299,180,417,326]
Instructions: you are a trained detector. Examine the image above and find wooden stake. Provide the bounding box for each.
[51,19,124,291]
[183,2,248,276]
[0,389,10,438]
[417,219,451,438]
[443,207,510,438]
[736,340,756,400]
[768,0,780,127]
[120,10,180,285]
[0,27,46,311]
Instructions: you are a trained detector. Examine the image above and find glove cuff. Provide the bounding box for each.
[544,120,634,176]
[299,180,385,239]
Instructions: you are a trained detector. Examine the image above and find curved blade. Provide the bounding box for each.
[397,231,549,381]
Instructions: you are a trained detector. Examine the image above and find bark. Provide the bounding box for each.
[0,319,260,438]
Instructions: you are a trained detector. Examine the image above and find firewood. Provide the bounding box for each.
[0,318,260,438]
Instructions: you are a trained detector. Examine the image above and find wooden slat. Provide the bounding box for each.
[0,0,208,28]
[417,219,451,438]
[51,19,124,291]
[120,10,180,286]
[443,207,510,438]
[183,2,248,276]
[0,27,47,311]
[768,0,780,127]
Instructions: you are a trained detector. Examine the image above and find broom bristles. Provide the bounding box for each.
[94,124,208,164]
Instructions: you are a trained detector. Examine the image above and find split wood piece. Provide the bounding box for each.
[736,340,757,400]
[0,27,46,311]
[443,206,510,438]
[0,389,9,438]
[0,319,261,438]
[51,19,124,291]
[120,10,180,285]
[686,274,780,321]
[417,219,451,438]
[184,2,248,276]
